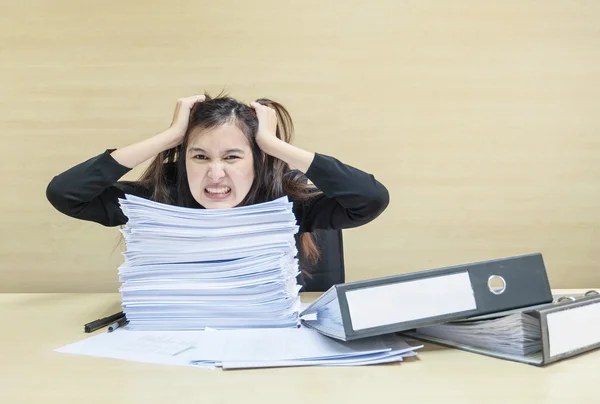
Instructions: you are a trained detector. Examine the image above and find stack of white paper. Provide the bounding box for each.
[55,326,423,369]
[117,194,302,330]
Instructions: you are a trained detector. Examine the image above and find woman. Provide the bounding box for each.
[46,93,390,283]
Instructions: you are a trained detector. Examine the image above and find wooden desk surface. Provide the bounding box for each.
[0,291,598,404]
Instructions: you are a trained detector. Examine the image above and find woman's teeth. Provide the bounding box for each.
[205,187,231,194]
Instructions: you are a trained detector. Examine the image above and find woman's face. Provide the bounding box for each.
[185,123,255,209]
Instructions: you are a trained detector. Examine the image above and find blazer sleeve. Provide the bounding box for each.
[45,149,146,227]
[293,152,390,233]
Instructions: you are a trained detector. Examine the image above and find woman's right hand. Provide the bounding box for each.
[110,95,207,169]
[168,95,206,141]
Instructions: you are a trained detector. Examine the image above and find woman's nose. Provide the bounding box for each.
[208,163,225,181]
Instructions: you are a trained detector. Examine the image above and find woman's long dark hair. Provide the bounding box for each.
[137,91,322,268]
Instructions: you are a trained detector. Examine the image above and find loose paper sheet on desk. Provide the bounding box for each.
[117,194,302,330]
[55,327,422,369]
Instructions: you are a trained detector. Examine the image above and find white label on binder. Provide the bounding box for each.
[546,301,600,358]
[345,272,476,331]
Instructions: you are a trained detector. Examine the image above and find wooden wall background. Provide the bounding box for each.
[1,0,599,292]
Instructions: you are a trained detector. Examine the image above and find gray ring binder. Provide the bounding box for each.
[301,252,554,341]
[403,289,600,366]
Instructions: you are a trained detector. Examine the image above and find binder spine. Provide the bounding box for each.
[540,294,600,365]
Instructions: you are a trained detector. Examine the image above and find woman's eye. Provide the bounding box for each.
[193,155,208,160]
[225,155,240,160]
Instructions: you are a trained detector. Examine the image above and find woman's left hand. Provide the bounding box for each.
[250,101,279,152]
[250,101,315,172]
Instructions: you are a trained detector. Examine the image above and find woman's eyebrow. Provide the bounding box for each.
[188,147,245,154]
[188,147,207,154]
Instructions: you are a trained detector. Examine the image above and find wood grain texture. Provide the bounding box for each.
[0,292,598,403]
[1,0,599,291]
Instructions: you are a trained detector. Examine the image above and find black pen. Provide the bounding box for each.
[84,311,125,333]
[107,317,129,333]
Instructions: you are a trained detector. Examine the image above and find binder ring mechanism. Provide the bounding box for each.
[557,290,599,303]
[487,275,506,295]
